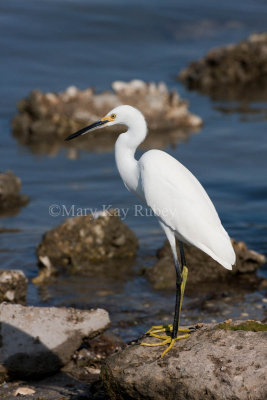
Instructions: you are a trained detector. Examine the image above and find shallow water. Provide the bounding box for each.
[0,0,267,341]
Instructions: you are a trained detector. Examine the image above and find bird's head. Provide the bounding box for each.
[65,105,143,141]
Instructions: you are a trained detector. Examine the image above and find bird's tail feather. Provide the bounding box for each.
[195,231,236,270]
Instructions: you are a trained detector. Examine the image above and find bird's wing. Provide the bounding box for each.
[139,150,235,269]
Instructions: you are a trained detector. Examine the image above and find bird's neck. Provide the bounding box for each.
[115,116,147,194]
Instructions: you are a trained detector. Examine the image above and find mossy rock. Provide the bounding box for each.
[216,320,267,332]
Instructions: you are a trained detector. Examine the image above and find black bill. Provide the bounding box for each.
[64,120,108,141]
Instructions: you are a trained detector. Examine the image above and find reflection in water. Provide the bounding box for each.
[13,125,198,156]
[39,270,266,342]
[214,101,267,120]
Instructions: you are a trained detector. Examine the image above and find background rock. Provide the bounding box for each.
[0,171,28,216]
[101,320,267,400]
[0,270,28,304]
[12,80,202,154]
[35,210,138,282]
[146,239,266,290]
[179,33,267,102]
[0,303,110,381]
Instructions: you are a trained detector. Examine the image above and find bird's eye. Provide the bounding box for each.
[110,113,116,120]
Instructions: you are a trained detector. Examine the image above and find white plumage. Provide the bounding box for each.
[139,149,235,270]
[65,103,236,356]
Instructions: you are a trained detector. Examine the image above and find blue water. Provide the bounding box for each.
[0,0,266,340]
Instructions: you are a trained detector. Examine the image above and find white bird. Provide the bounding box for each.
[65,105,236,357]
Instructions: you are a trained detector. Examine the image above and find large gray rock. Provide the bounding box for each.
[101,320,267,400]
[0,303,110,381]
[0,269,28,304]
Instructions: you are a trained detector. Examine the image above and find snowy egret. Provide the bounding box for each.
[65,105,236,357]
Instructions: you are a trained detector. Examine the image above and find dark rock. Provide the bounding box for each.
[0,303,110,381]
[34,210,138,283]
[179,33,267,102]
[77,332,124,365]
[0,171,28,216]
[12,80,202,155]
[0,371,109,400]
[101,320,267,400]
[0,270,28,304]
[65,333,124,383]
[147,239,266,290]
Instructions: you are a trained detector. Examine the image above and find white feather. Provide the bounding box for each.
[139,150,235,270]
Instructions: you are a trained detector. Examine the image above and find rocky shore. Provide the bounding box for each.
[1,303,266,400]
[1,207,266,399]
[12,80,202,154]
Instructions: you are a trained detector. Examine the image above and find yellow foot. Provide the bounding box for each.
[145,324,191,335]
[141,333,190,357]
[142,266,190,357]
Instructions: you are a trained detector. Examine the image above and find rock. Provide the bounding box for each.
[73,333,123,368]
[179,33,267,101]
[147,239,266,290]
[12,80,202,154]
[14,386,36,396]
[0,303,110,381]
[0,171,28,216]
[0,270,28,304]
[35,209,138,282]
[65,332,124,383]
[101,320,267,400]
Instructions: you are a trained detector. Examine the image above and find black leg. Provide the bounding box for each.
[172,271,182,339]
[172,241,186,340]
[171,240,182,340]
[179,241,186,271]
